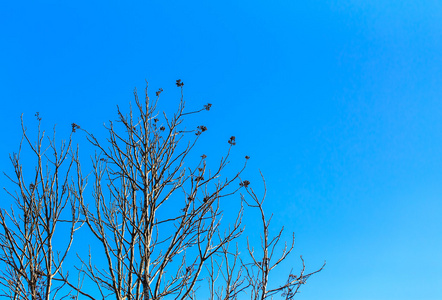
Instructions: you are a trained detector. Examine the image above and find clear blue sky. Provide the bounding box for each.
[1,1,442,299]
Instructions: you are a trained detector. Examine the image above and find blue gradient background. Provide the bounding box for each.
[1,1,442,299]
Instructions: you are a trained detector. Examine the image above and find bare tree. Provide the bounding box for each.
[1,80,324,300]
[0,114,83,300]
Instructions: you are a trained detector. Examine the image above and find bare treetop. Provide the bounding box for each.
[0,81,324,300]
